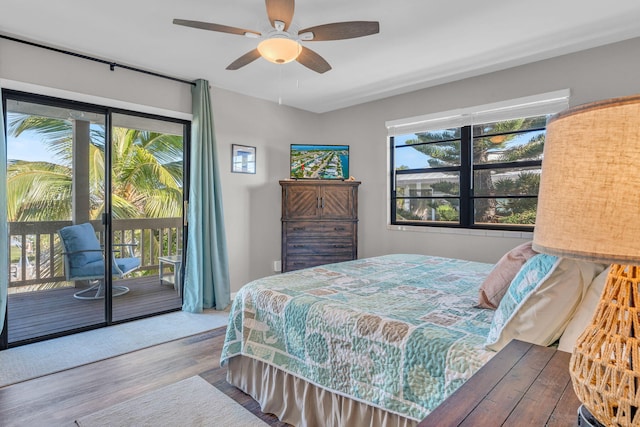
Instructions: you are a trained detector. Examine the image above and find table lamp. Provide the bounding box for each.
[532,94,640,426]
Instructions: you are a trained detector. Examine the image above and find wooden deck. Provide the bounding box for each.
[6,276,182,346]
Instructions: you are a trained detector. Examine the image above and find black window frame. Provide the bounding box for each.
[390,118,547,232]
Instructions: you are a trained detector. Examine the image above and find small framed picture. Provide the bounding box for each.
[231,144,256,174]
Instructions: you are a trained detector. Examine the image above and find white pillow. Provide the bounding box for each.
[558,267,610,353]
[485,255,605,352]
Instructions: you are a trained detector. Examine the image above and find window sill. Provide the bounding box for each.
[386,224,533,239]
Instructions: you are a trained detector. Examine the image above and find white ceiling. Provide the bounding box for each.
[2,0,640,113]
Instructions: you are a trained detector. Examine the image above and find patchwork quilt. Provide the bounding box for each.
[220,254,496,421]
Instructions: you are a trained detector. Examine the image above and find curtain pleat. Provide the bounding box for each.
[182,80,230,312]
[0,87,8,330]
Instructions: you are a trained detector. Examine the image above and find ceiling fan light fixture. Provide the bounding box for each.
[257,37,301,64]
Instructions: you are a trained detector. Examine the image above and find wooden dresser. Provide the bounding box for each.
[280,179,360,272]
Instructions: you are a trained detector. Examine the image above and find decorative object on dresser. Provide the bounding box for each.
[280,179,359,272]
[532,94,640,427]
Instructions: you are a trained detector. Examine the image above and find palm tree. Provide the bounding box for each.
[7,114,183,221]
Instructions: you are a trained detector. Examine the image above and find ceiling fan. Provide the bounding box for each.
[173,0,379,74]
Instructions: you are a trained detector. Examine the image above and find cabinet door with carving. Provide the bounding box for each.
[320,184,355,219]
[282,184,320,220]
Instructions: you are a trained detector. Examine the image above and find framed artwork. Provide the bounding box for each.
[231,144,256,174]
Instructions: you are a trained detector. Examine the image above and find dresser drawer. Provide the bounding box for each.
[286,238,353,255]
[285,254,355,272]
[284,221,354,237]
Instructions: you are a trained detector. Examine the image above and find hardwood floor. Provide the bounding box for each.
[0,327,289,426]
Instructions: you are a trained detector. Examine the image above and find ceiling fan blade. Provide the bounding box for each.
[299,21,379,41]
[265,0,295,31]
[226,49,262,70]
[296,46,331,74]
[173,19,261,37]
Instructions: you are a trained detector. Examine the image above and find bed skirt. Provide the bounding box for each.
[226,355,418,427]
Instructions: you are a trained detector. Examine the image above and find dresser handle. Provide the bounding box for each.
[334,227,345,231]
[293,244,305,248]
[293,227,305,231]
[333,244,347,248]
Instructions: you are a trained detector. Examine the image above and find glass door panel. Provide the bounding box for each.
[4,97,107,345]
[110,113,185,321]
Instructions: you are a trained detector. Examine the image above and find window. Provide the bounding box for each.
[387,90,570,231]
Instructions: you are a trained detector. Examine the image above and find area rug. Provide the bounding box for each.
[74,375,269,427]
[0,309,230,387]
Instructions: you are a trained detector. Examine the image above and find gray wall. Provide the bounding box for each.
[209,88,319,291]
[322,36,640,267]
[2,36,640,293]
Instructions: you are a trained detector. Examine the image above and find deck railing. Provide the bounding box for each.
[8,218,183,290]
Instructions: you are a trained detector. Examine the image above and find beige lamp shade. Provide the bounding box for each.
[257,37,301,64]
[532,94,640,263]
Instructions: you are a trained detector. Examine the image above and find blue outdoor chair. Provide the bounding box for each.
[59,223,141,300]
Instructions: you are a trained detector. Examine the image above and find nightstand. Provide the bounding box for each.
[418,340,581,426]
[158,255,182,296]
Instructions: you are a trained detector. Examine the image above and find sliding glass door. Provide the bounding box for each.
[110,113,185,322]
[1,91,188,348]
[3,95,108,343]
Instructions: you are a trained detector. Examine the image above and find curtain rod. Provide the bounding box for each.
[1,34,196,87]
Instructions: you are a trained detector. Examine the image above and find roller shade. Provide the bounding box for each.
[386,89,570,136]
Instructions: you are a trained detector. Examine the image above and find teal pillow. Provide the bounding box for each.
[485,254,560,348]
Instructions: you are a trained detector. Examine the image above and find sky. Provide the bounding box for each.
[7,129,58,163]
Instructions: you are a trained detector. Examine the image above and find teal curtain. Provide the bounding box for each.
[0,87,8,330]
[182,79,230,312]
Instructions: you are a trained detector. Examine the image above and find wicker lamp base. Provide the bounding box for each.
[570,264,640,426]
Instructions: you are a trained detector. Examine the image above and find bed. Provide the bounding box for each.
[220,254,497,426]
[219,251,605,426]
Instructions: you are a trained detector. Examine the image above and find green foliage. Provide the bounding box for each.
[499,133,545,162]
[6,113,184,222]
[7,160,73,221]
[498,210,537,225]
[493,172,540,196]
[431,180,459,195]
[436,204,459,221]
[491,172,540,224]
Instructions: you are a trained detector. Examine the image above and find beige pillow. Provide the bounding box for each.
[485,258,606,352]
[477,241,538,309]
[558,267,610,353]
